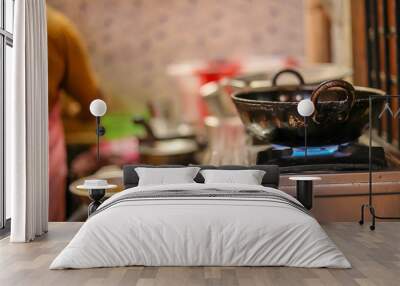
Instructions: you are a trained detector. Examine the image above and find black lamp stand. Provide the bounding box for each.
[85,114,107,216]
[304,116,308,162]
[95,116,106,161]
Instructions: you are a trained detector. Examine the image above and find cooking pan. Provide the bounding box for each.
[201,64,351,118]
[231,69,386,147]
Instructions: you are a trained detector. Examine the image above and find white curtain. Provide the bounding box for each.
[7,0,48,242]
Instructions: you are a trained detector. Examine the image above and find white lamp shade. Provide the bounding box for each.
[297,99,315,117]
[90,99,107,117]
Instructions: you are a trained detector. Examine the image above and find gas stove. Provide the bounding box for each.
[256,142,387,173]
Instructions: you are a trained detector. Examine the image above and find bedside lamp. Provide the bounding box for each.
[90,99,107,161]
[297,99,315,161]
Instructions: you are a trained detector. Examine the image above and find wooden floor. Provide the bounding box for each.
[0,222,399,286]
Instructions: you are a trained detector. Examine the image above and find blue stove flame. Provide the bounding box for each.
[291,145,339,157]
[272,144,343,157]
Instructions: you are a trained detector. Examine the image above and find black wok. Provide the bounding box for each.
[231,69,386,147]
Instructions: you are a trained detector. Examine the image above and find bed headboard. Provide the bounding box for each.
[123,165,280,189]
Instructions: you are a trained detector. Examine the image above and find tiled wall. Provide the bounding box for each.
[48,0,305,115]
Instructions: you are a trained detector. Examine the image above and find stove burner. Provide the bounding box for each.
[257,143,387,173]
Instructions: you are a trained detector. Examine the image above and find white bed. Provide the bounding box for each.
[50,183,350,269]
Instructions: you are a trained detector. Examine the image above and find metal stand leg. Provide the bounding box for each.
[359,95,400,231]
[359,96,377,231]
[359,202,400,230]
[370,207,376,231]
[359,204,376,230]
[359,204,365,225]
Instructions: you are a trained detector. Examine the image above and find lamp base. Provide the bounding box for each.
[88,188,106,216]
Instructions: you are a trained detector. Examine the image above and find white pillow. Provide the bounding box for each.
[135,167,200,186]
[200,169,265,185]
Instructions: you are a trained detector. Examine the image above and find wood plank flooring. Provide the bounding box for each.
[0,222,399,286]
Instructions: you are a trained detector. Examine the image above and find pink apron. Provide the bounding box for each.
[48,102,67,221]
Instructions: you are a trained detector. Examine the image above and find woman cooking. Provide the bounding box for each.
[47,5,104,221]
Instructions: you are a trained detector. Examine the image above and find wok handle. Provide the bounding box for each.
[310,80,356,124]
[272,68,305,86]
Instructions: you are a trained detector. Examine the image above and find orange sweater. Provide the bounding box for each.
[47,6,101,117]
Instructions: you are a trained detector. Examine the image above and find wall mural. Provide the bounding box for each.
[48,0,305,115]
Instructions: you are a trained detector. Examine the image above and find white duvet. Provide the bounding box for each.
[50,183,350,269]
